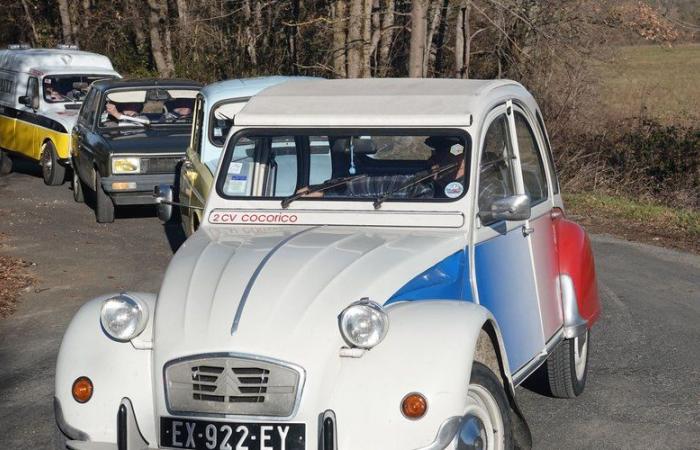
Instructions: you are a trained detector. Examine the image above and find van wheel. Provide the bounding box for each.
[72,168,84,203]
[41,142,66,186]
[0,150,12,175]
[95,172,115,223]
[457,362,513,450]
[545,329,590,398]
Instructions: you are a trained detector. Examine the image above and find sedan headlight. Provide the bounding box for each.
[100,294,148,341]
[111,157,141,174]
[338,298,389,349]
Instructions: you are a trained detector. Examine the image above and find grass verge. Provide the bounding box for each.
[564,192,700,254]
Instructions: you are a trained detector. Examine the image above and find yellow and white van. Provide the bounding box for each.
[0,45,120,184]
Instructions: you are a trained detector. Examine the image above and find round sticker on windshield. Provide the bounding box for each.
[444,182,464,198]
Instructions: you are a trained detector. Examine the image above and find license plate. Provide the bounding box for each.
[160,417,305,450]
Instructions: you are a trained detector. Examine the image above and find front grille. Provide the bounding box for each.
[141,156,183,174]
[165,354,303,417]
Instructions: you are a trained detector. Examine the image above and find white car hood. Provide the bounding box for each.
[154,225,467,359]
[44,108,79,132]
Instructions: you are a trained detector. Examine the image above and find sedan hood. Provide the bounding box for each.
[100,127,191,154]
[154,226,467,359]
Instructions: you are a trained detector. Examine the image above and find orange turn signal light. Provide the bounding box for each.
[401,393,427,419]
[72,376,93,403]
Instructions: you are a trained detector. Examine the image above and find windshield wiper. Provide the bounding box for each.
[281,173,369,209]
[372,162,461,210]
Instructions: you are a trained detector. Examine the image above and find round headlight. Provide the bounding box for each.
[338,299,389,349]
[100,294,148,342]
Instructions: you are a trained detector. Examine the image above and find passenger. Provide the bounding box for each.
[164,98,194,121]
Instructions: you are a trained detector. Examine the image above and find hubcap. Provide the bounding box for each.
[41,146,52,177]
[573,331,589,381]
[458,384,505,450]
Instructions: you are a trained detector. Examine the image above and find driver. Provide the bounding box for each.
[164,98,194,120]
[103,101,149,127]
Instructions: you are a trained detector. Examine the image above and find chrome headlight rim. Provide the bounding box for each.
[338,298,389,350]
[111,156,141,174]
[99,293,148,342]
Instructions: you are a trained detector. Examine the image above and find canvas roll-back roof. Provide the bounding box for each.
[235,78,523,127]
[0,48,116,74]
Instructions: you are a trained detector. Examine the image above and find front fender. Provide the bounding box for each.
[329,300,495,450]
[55,292,157,444]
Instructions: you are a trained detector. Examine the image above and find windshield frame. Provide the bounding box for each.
[208,96,252,147]
[96,86,199,130]
[215,127,472,206]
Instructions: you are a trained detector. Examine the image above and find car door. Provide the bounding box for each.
[72,88,98,181]
[512,106,563,341]
[15,76,39,158]
[472,103,545,374]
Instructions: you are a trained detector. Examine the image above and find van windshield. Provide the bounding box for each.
[217,130,470,204]
[43,75,113,103]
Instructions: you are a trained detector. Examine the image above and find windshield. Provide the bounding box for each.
[42,75,113,103]
[210,100,247,146]
[99,88,199,128]
[217,130,470,204]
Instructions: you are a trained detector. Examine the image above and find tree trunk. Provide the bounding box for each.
[425,1,443,76]
[176,0,189,27]
[408,0,427,77]
[20,0,40,45]
[454,0,471,78]
[378,0,395,77]
[57,0,75,44]
[346,0,363,78]
[361,0,372,77]
[332,0,348,77]
[147,0,175,77]
[81,0,91,31]
[433,0,450,76]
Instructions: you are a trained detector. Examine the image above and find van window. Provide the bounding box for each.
[42,75,111,103]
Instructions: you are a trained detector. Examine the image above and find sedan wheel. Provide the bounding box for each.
[545,329,590,398]
[72,168,84,203]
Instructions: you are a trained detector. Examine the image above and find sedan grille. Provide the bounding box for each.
[141,156,183,174]
[165,355,303,417]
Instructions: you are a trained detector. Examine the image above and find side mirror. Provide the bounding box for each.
[480,194,531,224]
[18,95,30,107]
[154,184,173,223]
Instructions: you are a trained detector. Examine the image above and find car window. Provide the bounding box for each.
[26,77,39,107]
[210,101,247,146]
[267,137,299,197]
[191,95,205,157]
[514,112,548,205]
[309,136,332,185]
[78,88,98,126]
[478,114,517,220]
[536,111,560,195]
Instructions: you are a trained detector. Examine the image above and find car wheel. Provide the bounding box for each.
[457,362,513,450]
[72,168,84,203]
[95,171,115,223]
[0,149,12,175]
[41,141,66,186]
[545,329,590,398]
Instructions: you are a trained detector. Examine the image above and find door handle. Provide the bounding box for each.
[522,226,534,237]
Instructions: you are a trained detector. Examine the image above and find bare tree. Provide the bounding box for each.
[408,0,427,77]
[57,0,75,44]
[377,0,395,76]
[454,0,471,78]
[146,0,175,77]
[332,0,348,77]
[347,0,363,77]
[19,0,40,45]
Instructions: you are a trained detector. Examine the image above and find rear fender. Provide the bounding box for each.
[554,216,601,327]
[54,292,157,444]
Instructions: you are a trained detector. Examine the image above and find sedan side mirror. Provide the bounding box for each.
[479,194,531,224]
[154,184,173,223]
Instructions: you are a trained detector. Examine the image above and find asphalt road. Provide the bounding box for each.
[0,163,698,449]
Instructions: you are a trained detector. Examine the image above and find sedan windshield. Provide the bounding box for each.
[99,88,199,128]
[217,130,470,205]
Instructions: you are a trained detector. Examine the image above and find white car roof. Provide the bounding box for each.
[235,78,530,128]
[0,48,117,75]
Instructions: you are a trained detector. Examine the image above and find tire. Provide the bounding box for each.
[41,141,66,186]
[457,362,513,450]
[95,171,115,223]
[71,167,84,203]
[0,150,12,175]
[545,329,590,398]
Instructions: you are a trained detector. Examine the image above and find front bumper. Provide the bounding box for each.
[100,174,176,206]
